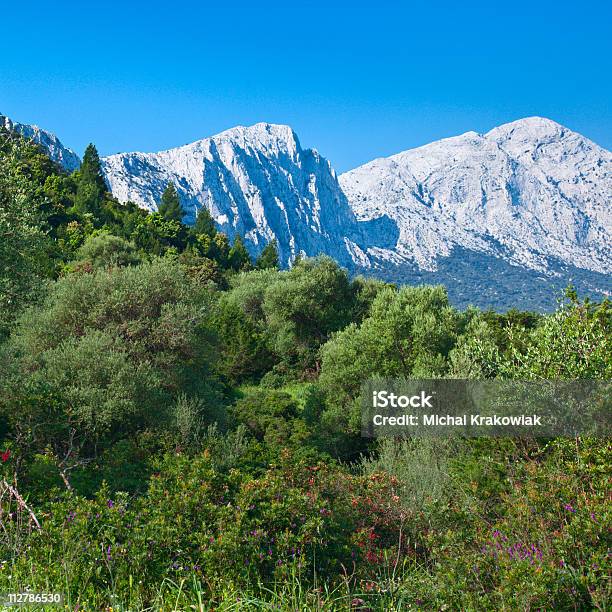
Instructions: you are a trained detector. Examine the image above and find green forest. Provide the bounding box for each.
[0,126,610,610]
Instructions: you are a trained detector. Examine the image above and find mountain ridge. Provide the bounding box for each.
[0,112,81,172]
[3,112,610,310]
[101,121,369,268]
[340,116,611,278]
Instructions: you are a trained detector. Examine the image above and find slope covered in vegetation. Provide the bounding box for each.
[0,129,610,610]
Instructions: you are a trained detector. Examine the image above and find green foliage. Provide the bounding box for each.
[0,456,410,605]
[0,127,610,610]
[228,235,252,271]
[70,232,142,271]
[169,394,207,451]
[361,438,460,516]
[232,389,313,458]
[502,293,611,379]
[0,130,53,336]
[255,239,279,270]
[0,258,222,486]
[212,268,280,383]
[263,256,355,371]
[73,144,106,218]
[193,205,216,236]
[214,257,363,383]
[350,275,394,323]
[319,284,463,434]
[157,182,183,222]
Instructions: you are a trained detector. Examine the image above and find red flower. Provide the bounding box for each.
[1,450,10,463]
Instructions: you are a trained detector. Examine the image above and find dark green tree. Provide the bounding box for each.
[228,235,252,271]
[1,258,222,487]
[255,240,279,270]
[74,143,106,217]
[0,131,50,336]
[193,206,216,237]
[158,182,183,222]
[264,256,355,370]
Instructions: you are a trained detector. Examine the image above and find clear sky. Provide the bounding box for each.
[1,0,610,172]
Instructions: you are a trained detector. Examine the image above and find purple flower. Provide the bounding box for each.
[107,500,114,509]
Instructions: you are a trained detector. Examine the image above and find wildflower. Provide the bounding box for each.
[1,450,10,463]
[107,500,114,509]
[564,503,575,513]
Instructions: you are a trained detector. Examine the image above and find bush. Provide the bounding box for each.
[0,258,223,489]
[70,232,142,271]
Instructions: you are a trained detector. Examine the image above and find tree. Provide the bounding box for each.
[213,269,279,383]
[500,293,611,379]
[318,284,463,433]
[255,240,279,270]
[71,232,142,271]
[1,258,222,487]
[74,144,106,217]
[193,206,216,237]
[158,182,183,222]
[228,235,252,271]
[0,130,50,337]
[263,256,355,371]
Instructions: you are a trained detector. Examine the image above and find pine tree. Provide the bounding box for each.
[74,143,106,217]
[255,240,279,270]
[228,235,252,271]
[194,206,216,237]
[158,182,183,222]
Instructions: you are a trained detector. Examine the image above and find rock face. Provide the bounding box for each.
[101,123,377,267]
[338,117,611,309]
[1,113,81,172]
[340,117,611,277]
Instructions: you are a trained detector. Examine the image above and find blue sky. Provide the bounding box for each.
[1,0,610,171]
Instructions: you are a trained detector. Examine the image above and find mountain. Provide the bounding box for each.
[339,117,611,309]
[101,117,610,310]
[4,110,609,310]
[101,123,387,267]
[0,113,81,172]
